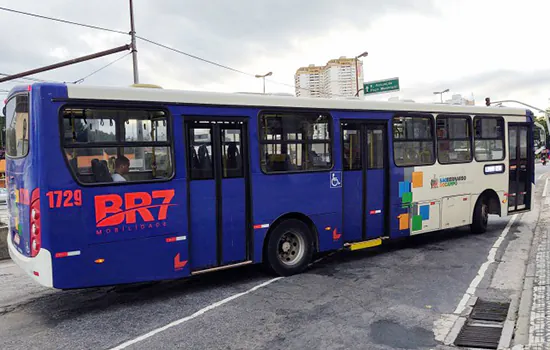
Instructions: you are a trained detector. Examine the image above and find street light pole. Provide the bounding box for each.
[129,0,139,84]
[433,89,449,103]
[255,72,272,94]
[354,51,368,97]
[488,99,550,142]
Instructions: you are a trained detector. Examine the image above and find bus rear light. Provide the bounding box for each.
[94,258,105,264]
[30,188,41,258]
[33,271,39,277]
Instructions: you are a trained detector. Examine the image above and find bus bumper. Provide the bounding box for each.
[7,233,53,288]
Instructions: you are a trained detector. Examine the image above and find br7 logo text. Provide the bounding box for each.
[94,190,176,228]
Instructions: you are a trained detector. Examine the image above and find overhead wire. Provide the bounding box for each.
[0,6,128,35]
[72,51,132,84]
[0,6,345,97]
[136,35,345,97]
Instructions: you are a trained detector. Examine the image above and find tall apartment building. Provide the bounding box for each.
[294,57,364,98]
[294,65,323,98]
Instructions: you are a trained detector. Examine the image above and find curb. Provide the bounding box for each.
[0,225,8,261]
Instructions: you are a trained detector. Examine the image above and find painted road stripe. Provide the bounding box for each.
[544,178,549,198]
[109,277,283,350]
[538,173,545,181]
[453,215,517,315]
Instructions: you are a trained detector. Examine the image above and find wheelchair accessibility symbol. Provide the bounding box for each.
[330,171,342,188]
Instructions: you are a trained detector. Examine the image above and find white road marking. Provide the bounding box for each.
[538,173,545,181]
[544,178,549,197]
[453,215,517,315]
[109,277,283,350]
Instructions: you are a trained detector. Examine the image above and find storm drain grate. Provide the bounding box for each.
[470,299,510,322]
[454,324,502,349]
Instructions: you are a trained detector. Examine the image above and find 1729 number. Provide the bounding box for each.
[46,190,82,208]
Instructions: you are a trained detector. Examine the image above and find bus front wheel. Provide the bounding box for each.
[265,219,314,276]
[471,197,489,234]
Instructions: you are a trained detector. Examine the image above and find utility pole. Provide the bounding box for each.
[0,44,131,84]
[129,0,139,84]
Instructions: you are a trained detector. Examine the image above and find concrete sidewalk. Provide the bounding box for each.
[512,177,550,349]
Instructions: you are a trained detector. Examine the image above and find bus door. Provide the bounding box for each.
[342,121,388,242]
[508,123,532,212]
[186,119,251,272]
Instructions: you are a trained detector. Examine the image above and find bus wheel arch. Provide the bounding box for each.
[262,212,317,276]
[471,189,500,234]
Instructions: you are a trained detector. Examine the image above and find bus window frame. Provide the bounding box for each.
[257,109,335,175]
[436,114,474,165]
[58,103,176,187]
[392,113,436,168]
[5,92,30,159]
[473,115,506,163]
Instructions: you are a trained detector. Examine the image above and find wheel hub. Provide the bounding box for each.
[277,231,305,267]
[282,241,291,252]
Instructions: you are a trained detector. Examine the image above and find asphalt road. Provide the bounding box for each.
[0,164,548,350]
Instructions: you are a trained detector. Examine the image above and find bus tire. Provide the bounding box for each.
[265,219,314,276]
[471,196,489,234]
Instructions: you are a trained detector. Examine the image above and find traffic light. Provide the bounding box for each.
[485,97,491,106]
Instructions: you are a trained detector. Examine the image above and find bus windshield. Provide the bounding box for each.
[5,94,30,158]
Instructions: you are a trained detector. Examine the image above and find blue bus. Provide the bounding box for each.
[5,83,534,289]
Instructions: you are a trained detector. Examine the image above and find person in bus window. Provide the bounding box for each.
[112,156,130,182]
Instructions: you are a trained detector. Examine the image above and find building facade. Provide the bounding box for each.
[294,57,364,98]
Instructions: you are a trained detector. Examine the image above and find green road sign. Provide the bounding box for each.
[363,77,400,95]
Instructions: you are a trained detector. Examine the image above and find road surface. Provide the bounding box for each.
[0,164,548,350]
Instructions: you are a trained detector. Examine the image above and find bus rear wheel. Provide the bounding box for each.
[471,197,489,234]
[265,219,313,276]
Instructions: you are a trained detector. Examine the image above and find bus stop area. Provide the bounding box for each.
[0,166,547,350]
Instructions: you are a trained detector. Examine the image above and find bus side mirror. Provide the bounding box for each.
[1,106,5,116]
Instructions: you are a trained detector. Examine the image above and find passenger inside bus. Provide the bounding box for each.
[112,156,130,182]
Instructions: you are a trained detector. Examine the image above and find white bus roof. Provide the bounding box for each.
[66,84,529,116]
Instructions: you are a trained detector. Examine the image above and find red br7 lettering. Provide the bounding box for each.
[153,190,175,220]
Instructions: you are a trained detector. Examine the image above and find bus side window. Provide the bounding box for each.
[393,115,435,167]
[61,108,174,185]
[259,112,332,173]
[437,115,472,164]
[473,116,504,162]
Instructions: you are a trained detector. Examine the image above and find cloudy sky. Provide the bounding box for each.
[0,0,548,112]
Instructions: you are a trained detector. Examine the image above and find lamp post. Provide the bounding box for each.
[355,51,368,96]
[433,89,449,103]
[255,72,272,94]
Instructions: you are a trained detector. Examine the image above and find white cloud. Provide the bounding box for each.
[0,0,547,112]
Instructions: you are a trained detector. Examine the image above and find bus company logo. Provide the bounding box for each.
[430,176,439,189]
[439,176,467,188]
[94,189,176,235]
[431,175,467,189]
